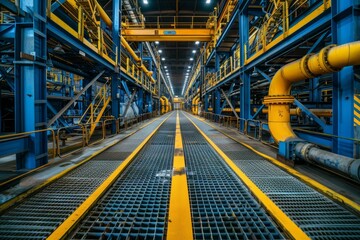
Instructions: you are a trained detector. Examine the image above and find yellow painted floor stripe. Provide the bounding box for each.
[183,112,310,240]
[167,111,193,240]
[191,113,360,214]
[0,116,165,214]
[48,113,173,239]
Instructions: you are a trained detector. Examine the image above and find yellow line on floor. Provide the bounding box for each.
[167,111,193,240]
[191,113,360,214]
[184,112,310,240]
[47,113,173,240]
[0,115,165,214]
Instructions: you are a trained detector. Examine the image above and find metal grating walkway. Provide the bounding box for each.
[186,112,360,240]
[0,117,166,240]
[180,114,284,240]
[70,116,176,239]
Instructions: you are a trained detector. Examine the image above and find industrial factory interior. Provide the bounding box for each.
[0,0,360,239]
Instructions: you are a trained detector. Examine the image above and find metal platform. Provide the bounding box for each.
[185,112,360,240]
[0,111,359,239]
[0,116,168,239]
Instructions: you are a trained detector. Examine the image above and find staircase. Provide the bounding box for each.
[78,82,111,137]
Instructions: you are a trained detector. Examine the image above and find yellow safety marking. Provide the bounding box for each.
[354,95,360,104]
[354,117,360,126]
[354,103,360,112]
[191,113,360,214]
[183,113,310,240]
[0,115,165,214]
[48,113,173,239]
[167,111,193,240]
[354,109,360,119]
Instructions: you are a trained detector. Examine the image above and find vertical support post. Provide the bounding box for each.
[331,0,359,157]
[239,8,250,132]
[15,0,48,169]
[111,0,121,133]
[137,88,143,114]
[214,88,221,115]
[204,93,209,112]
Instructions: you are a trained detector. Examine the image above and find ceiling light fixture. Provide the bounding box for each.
[161,57,165,61]
[158,49,162,53]
[192,50,196,53]
[206,0,210,4]
[164,66,167,69]
[195,41,200,45]
[155,41,159,44]
[188,66,191,68]
[143,0,149,5]
[190,58,193,61]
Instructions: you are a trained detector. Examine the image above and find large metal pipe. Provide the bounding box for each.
[264,41,360,181]
[295,143,360,182]
[264,42,360,143]
[255,108,332,117]
[192,96,199,114]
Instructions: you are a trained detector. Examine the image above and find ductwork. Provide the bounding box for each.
[263,41,360,181]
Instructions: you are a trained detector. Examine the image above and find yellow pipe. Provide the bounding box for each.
[254,108,332,117]
[264,41,360,143]
[160,98,165,114]
[120,36,156,83]
[192,96,199,114]
[161,96,169,113]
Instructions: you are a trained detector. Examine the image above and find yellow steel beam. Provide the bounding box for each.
[167,111,193,239]
[193,114,360,215]
[47,113,173,239]
[183,112,310,240]
[122,29,213,42]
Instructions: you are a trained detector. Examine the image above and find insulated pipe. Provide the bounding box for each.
[295,143,360,182]
[192,96,199,114]
[264,42,360,143]
[161,96,169,113]
[264,41,360,181]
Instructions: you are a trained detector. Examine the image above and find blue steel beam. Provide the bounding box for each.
[51,0,67,12]
[0,137,29,158]
[331,0,359,157]
[220,82,235,112]
[293,99,330,132]
[0,0,25,16]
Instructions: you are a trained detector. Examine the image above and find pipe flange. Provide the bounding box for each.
[263,95,295,105]
[319,44,341,73]
[299,143,316,161]
[300,53,316,78]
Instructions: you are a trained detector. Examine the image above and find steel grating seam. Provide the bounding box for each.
[0,117,168,240]
[70,117,177,239]
[186,112,360,239]
[180,114,284,240]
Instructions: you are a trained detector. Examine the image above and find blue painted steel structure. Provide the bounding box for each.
[185,0,360,168]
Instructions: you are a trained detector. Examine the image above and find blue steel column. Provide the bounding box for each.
[112,0,121,132]
[331,0,359,157]
[137,88,143,114]
[239,9,250,131]
[214,88,221,115]
[14,0,48,169]
[204,93,209,112]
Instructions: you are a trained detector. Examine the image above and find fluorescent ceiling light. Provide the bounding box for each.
[195,41,200,45]
[206,0,210,4]
[161,57,165,61]
[190,58,193,61]
[144,0,148,4]
[192,50,196,53]
[188,66,191,68]
[187,70,190,72]
[155,41,159,44]
[158,49,162,53]
[164,66,167,69]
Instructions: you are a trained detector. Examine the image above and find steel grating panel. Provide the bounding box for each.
[233,160,289,177]
[0,117,169,240]
[70,118,176,239]
[180,115,284,240]
[93,151,132,160]
[186,113,360,239]
[0,161,121,239]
